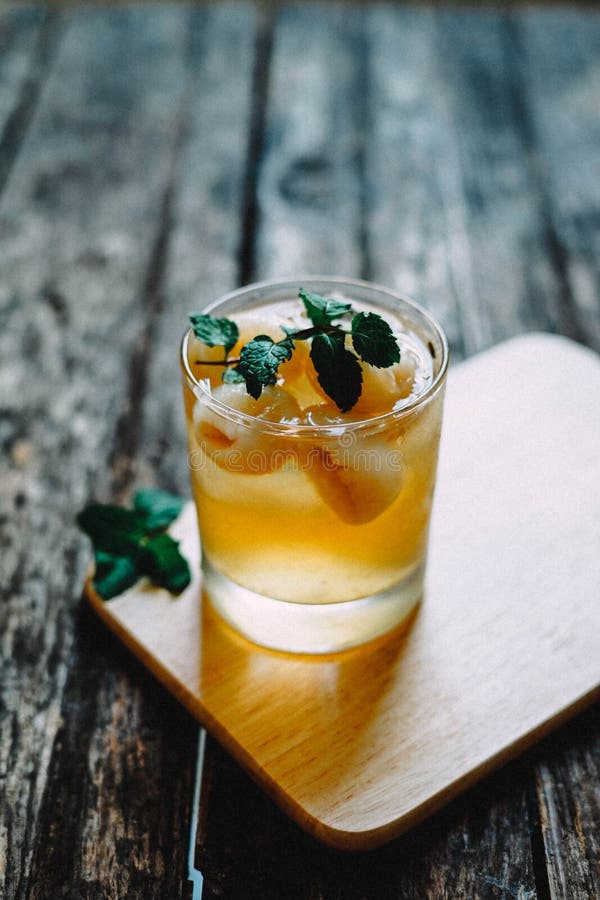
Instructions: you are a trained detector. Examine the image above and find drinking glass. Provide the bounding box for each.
[180,277,448,654]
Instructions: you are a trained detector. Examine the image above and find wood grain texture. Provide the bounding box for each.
[86,335,600,852]
[364,6,476,359]
[254,3,367,279]
[0,8,202,898]
[2,4,600,897]
[0,8,44,133]
[433,8,565,353]
[535,707,600,900]
[0,8,59,195]
[196,743,538,900]
[519,9,600,352]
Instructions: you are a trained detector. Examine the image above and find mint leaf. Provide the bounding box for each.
[351,312,400,368]
[222,367,245,384]
[140,533,191,594]
[76,505,147,556]
[189,290,403,413]
[190,313,239,354]
[133,488,185,531]
[299,289,352,327]
[310,332,362,412]
[93,551,139,599]
[77,491,191,600]
[237,335,294,399]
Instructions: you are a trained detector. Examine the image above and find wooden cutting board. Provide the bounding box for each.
[86,333,600,850]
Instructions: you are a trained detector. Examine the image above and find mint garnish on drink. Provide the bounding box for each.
[76,488,191,600]
[237,334,295,400]
[189,313,239,356]
[190,288,401,412]
[308,331,362,413]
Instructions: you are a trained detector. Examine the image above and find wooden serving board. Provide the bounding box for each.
[86,334,600,850]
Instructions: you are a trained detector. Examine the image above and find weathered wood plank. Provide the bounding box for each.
[364,7,473,359]
[367,5,591,361]
[253,3,367,279]
[196,742,538,900]
[0,8,201,898]
[518,9,600,351]
[429,9,559,355]
[534,708,600,900]
[429,9,600,356]
[0,8,45,128]
[0,8,57,196]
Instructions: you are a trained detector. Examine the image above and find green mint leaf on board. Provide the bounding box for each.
[351,312,401,368]
[76,492,191,600]
[93,551,139,600]
[139,533,191,594]
[190,313,239,354]
[310,332,363,412]
[133,488,186,532]
[76,505,148,557]
[237,335,294,399]
[222,367,245,384]
[299,289,353,327]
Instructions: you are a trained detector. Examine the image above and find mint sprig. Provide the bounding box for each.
[237,335,294,400]
[190,289,401,411]
[76,488,191,600]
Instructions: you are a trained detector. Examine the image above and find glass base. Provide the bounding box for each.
[202,557,424,654]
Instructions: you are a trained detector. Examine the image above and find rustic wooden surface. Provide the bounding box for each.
[1,3,599,898]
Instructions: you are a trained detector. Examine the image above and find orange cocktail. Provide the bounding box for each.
[181,278,448,653]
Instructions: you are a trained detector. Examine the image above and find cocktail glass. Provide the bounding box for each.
[180,277,448,654]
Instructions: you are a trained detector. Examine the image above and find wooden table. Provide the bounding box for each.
[1,4,598,898]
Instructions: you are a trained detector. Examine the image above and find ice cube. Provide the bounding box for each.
[301,405,404,524]
[193,383,300,474]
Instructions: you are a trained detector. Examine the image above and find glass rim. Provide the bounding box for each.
[180,276,449,437]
